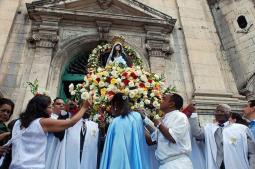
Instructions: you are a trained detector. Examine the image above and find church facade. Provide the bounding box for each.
[0,0,254,123]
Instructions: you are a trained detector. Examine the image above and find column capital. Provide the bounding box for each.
[145,25,173,58]
[27,17,60,48]
[96,21,112,41]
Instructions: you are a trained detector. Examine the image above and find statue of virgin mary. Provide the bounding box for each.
[105,43,132,67]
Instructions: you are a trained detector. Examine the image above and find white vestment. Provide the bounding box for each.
[205,123,251,169]
[190,138,206,169]
[223,123,251,169]
[155,110,193,169]
[45,133,67,169]
[65,119,99,169]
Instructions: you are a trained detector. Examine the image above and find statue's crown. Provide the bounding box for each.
[111,36,125,45]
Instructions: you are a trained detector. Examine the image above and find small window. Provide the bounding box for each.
[237,15,248,29]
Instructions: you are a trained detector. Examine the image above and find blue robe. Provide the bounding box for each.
[100,112,151,169]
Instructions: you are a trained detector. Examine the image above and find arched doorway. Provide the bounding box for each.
[47,35,149,100]
[59,41,101,100]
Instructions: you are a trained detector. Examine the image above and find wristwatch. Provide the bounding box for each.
[156,122,162,129]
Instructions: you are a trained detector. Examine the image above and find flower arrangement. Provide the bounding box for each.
[69,63,175,123]
[87,37,143,69]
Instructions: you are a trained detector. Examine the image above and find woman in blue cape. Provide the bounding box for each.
[100,93,151,169]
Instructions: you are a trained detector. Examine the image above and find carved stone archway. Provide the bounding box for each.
[47,34,150,99]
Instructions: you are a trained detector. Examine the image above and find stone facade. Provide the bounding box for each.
[209,0,255,100]
[0,0,252,124]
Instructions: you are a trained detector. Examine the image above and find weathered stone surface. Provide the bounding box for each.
[0,0,252,123]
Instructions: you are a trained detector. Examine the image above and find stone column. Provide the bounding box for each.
[176,0,245,116]
[145,26,173,75]
[23,16,59,106]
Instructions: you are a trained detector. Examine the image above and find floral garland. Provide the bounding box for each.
[87,43,143,69]
[69,63,176,123]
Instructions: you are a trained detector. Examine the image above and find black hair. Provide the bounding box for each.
[230,112,248,126]
[171,93,183,110]
[110,93,130,117]
[20,95,51,128]
[0,98,15,116]
[249,100,255,107]
[53,97,64,103]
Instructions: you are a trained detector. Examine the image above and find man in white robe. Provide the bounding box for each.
[64,118,99,169]
[145,93,193,169]
[189,104,255,169]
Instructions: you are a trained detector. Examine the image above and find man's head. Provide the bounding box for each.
[214,104,231,124]
[53,97,65,114]
[243,100,255,120]
[160,93,183,112]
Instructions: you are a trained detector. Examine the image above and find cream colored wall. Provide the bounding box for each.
[0,0,20,62]
[210,0,255,92]
[0,0,246,122]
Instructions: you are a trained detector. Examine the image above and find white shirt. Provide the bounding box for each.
[155,110,192,161]
[10,119,48,169]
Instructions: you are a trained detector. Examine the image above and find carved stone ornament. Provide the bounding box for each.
[27,31,59,48]
[145,30,174,58]
[96,21,112,41]
[97,0,113,10]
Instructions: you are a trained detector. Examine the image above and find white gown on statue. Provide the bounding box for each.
[106,43,128,66]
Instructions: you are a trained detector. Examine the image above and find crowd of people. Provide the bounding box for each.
[0,93,255,169]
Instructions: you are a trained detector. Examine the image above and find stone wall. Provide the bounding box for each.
[0,0,32,119]
[0,0,247,123]
[210,0,255,99]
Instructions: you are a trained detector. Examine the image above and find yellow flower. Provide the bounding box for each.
[111,78,117,84]
[93,80,99,85]
[101,88,107,96]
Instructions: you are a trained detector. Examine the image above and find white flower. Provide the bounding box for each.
[69,83,74,92]
[92,75,97,80]
[93,114,99,121]
[154,74,160,80]
[128,81,135,87]
[138,88,144,94]
[129,91,136,98]
[107,117,113,124]
[81,92,90,100]
[141,75,148,82]
[116,78,122,84]
[154,114,161,120]
[80,88,86,93]
[97,67,103,72]
[143,91,148,96]
[92,49,97,54]
[145,82,151,88]
[99,81,105,87]
[150,93,155,97]
[90,85,95,90]
[139,101,145,108]
[70,91,76,96]
[136,70,142,76]
[107,84,115,91]
[111,70,118,78]
[124,88,129,94]
[145,99,151,105]
[153,101,160,108]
